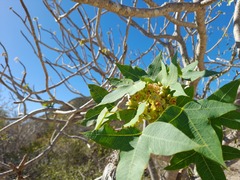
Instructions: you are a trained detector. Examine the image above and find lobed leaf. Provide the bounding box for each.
[116,122,199,180]
[157,105,194,138]
[183,100,236,167]
[170,82,187,96]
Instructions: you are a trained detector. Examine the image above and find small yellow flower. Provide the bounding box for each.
[126,82,176,124]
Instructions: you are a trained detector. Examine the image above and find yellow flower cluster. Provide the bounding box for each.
[126,83,176,123]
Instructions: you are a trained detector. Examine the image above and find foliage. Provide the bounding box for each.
[84,53,240,180]
[1,1,240,179]
[0,120,111,179]
[30,137,110,180]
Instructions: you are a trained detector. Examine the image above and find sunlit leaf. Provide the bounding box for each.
[124,102,146,127]
[147,52,163,79]
[157,105,194,138]
[168,53,179,85]
[156,61,167,84]
[83,105,107,126]
[94,107,110,130]
[181,61,219,81]
[99,81,146,105]
[116,122,199,180]
[170,82,187,96]
[108,78,134,87]
[157,59,179,87]
[182,61,198,73]
[183,100,236,166]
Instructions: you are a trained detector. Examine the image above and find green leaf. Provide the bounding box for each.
[181,61,219,81]
[156,61,167,84]
[168,53,179,85]
[157,106,194,138]
[182,71,204,81]
[116,63,147,81]
[108,78,134,87]
[117,139,149,180]
[176,86,194,107]
[165,150,196,170]
[140,76,154,83]
[212,111,240,130]
[159,100,236,167]
[124,102,146,127]
[170,82,187,96]
[192,99,237,119]
[147,52,163,79]
[184,86,195,98]
[182,61,198,73]
[208,79,240,103]
[176,96,193,107]
[85,125,140,151]
[182,70,218,81]
[222,145,240,160]
[83,105,108,126]
[227,0,234,6]
[183,100,236,167]
[99,81,146,105]
[181,61,201,81]
[157,58,178,87]
[94,107,110,130]
[108,109,136,123]
[153,55,187,96]
[204,70,220,77]
[195,154,226,180]
[116,122,199,180]
[88,84,109,103]
[211,123,223,142]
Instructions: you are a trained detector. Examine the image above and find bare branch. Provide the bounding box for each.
[73,0,214,18]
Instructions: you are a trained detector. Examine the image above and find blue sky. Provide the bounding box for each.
[0,0,237,112]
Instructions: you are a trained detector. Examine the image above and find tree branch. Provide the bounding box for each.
[73,0,214,18]
[233,0,240,57]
